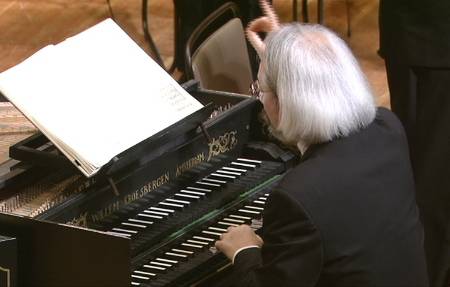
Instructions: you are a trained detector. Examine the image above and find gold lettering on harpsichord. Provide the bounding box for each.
[152,173,169,190]
[137,172,170,197]
[91,200,121,223]
[67,212,88,227]
[73,172,171,224]
[123,190,140,205]
[207,131,238,161]
[176,152,205,177]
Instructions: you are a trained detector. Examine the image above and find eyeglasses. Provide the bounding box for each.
[249,80,262,100]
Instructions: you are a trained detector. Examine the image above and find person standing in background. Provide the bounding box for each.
[379,1,450,286]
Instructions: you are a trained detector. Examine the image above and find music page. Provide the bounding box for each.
[0,19,203,177]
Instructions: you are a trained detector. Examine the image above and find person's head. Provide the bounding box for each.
[257,23,376,149]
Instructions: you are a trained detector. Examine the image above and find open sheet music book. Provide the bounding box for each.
[0,19,203,177]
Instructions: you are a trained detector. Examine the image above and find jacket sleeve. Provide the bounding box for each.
[231,188,323,287]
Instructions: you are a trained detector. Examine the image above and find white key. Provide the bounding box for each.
[253,200,266,205]
[187,239,209,245]
[144,210,169,216]
[131,282,140,286]
[175,193,200,199]
[237,158,262,164]
[134,270,156,276]
[202,230,222,236]
[106,231,131,237]
[138,213,163,219]
[180,190,206,196]
[238,209,260,215]
[193,236,215,242]
[165,198,191,207]
[217,221,239,227]
[231,162,256,168]
[112,228,138,234]
[172,248,194,255]
[160,201,186,207]
[131,275,149,280]
[211,173,235,179]
[229,214,251,220]
[196,181,221,187]
[223,218,245,224]
[156,258,178,264]
[222,166,247,172]
[216,170,241,176]
[186,187,212,192]
[245,205,264,211]
[122,222,146,229]
[149,261,172,267]
[202,178,227,184]
[181,242,203,249]
[166,252,188,258]
[128,218,153,225]
[143,264,166,271]
[150,207,175,213]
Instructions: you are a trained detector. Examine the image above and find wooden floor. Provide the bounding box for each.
[0,0,387,163]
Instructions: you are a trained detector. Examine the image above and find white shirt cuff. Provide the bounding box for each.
[232,245,261,264]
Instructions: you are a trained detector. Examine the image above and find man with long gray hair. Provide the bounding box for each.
[214,1,428,286]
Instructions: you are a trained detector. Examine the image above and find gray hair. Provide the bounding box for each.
[261,23,376,146]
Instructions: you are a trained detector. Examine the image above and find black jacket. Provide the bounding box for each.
[231,108,428,286]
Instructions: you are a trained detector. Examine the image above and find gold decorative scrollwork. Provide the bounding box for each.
[207,131,238,161]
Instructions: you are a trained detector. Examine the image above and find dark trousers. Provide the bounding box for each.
[385,58,450,286]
